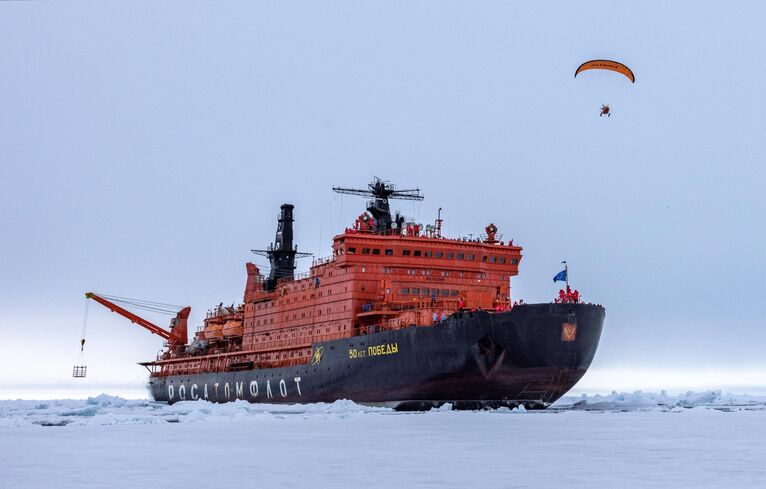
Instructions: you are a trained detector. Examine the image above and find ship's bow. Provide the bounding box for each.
[485,303,605,406]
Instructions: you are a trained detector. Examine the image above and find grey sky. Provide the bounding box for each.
[1,2,764,397]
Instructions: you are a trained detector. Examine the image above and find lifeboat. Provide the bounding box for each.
[205,322,224,341]
[222,319,244,338]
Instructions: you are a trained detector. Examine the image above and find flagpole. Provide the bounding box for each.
[562,260,568,289]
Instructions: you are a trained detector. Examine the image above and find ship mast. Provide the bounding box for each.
[332,177,424,234]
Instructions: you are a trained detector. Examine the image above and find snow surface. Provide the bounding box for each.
[2,392,765,488]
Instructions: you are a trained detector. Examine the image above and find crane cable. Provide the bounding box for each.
[73,298,89,378]
[94,293,181,315]
[80,298,89,351]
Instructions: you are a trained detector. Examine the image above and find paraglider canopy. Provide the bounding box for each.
[575,59,635,83]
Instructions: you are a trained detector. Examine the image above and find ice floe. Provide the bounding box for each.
[1,390,764,427]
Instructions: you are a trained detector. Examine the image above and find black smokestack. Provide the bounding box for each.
[266,204,296,290]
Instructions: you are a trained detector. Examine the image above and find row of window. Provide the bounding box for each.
[255,286,348,308]
[401,288,459,297]
[347,247,518,264]
[252,305,348,326]
[249,324,345,339]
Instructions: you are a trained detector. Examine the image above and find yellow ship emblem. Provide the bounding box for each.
[311,346,324,365]
[561,323,577,342]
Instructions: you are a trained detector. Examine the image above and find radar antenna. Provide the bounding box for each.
[332,177,423,233]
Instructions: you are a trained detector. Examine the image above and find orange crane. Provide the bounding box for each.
[85,292,190,350]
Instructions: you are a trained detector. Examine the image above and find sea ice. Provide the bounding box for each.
[1,393,765,488]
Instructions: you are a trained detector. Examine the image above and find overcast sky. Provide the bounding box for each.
[1,1,764,398]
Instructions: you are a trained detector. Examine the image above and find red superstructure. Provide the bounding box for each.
[238,228,520,359]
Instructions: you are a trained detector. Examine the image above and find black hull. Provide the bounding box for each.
[150,303,605,410]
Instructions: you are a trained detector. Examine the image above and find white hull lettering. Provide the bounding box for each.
[168,377,305,402]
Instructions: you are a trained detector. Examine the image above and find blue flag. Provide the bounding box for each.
[553,270,567,283]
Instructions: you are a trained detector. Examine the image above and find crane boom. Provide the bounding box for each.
[85,292,189,347]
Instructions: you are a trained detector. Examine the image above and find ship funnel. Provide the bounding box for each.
[252,204,311,291]
[269,204,296,289]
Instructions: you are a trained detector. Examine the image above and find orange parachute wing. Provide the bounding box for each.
[575,59,635,83]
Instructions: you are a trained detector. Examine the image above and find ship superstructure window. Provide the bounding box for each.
[499,257,506,264]
[402,250,411,256]
[490,256,497,263]
[457,253,464,260]
[440,289,449,296]
[412,288,420,295]
[450,290,458,296]
[372,249,380,255]
[385,249,393,256]
[482,256,488,262]
[466,254,475,261]
[414,250,422,257]
[362,248,371,254]
[435,251,443,258]
[401,288,410,295]
[424,251,432,257]
[422,288,429,295]
[511,258,518,264]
